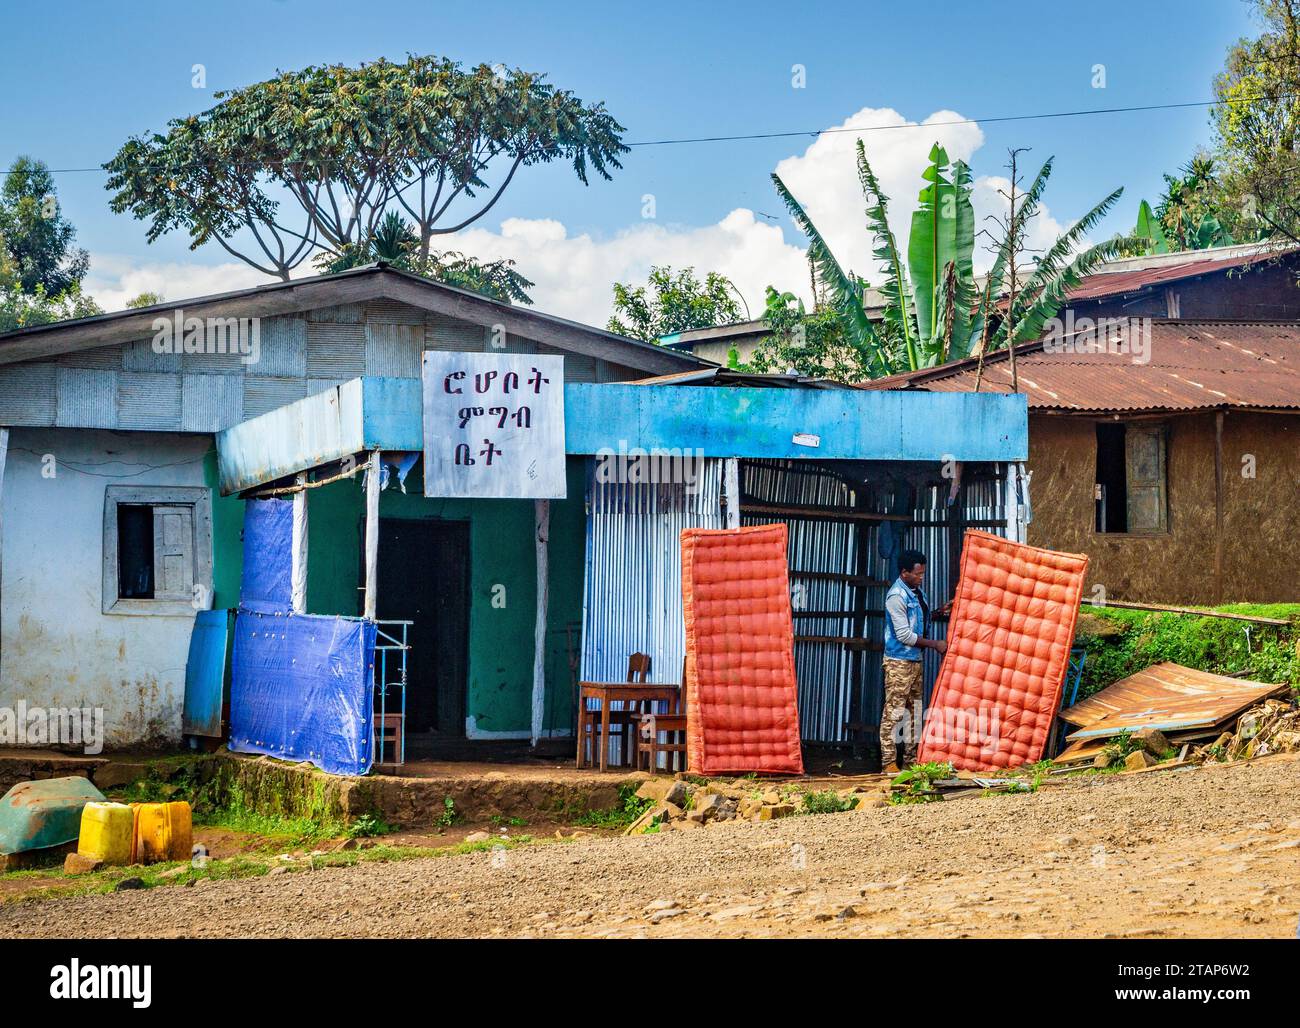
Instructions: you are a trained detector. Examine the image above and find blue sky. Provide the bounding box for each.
[0,0,1258,321]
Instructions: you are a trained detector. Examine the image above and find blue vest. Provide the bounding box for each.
[883,578,928,661]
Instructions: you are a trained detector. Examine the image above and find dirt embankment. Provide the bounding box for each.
[3,755,1299,939]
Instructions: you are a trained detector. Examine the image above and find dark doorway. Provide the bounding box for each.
[373,518,470,742]
[1095,422,1128,533]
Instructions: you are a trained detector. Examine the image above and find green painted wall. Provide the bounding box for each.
[305,476,365,616]
[302,458,587,738]
[205,448,246,609]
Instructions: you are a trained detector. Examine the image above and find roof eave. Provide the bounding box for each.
[0,264,706,375]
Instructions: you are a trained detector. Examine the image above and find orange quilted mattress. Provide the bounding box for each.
[918,530,1088,771]
[680,523,804,775]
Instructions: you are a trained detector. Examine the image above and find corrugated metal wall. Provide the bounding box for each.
[579,458,725,684]
[740,460,1012,745]
[579,457,1013,748]
[740,460,861,744]
[577,454,1013,748]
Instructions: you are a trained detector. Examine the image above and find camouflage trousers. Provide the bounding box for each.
[880,657,924,766]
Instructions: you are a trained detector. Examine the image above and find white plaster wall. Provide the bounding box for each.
[1,428,214,748]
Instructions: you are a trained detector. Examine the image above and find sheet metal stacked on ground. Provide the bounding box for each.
[1054,661,1289,764]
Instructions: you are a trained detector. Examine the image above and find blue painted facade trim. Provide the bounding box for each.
[217,376,1028,493]
[360,376,422,451]
[564,383,1027,462]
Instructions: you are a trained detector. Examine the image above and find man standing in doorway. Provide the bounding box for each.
[880,549,947,773]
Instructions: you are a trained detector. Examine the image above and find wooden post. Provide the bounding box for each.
[363,451,380,621]
[531,498,550,747]
[723,458,740,529]
[291,472,308,614]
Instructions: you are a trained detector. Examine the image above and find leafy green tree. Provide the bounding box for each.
[771,141,1142,378]
[1211,0,1300,243]
[0,161,101,332]
[606,266,742,342]
[0,275,101,333]
[316,210,533,305]
[105,55,627,280]
[124,291,164,309]
[1131,154,1267,254]
[1157,156,1236,248]
[0,157,90,296]
[745,287,865,380]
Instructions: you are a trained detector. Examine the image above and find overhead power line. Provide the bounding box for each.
[17,91,1297,174]
[624,97,1258,147]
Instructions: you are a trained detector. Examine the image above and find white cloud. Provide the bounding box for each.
[971,174,1069,270]
[772,107,1068,281]
[83,105,1077,326]
[773,107,986,280]
[449,210,810,325]
[83,254,270,312]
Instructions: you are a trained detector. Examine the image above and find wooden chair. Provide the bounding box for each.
[374,713,405,767]
[632,655,688,773]
[578,653,651,768]
[634,712,688,773]
[374,679,405,767]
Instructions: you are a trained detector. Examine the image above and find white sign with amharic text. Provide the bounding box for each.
[421,351,566,499]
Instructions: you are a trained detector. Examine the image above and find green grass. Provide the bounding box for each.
[888,761,954,805]
[114,755,211,806]
[1008,759,1056,778]
[800,790,856,815]
[574,784,653,829]
[435,796,458,829]
[346,813,394,838]
[195,806,346,845]
[106,754,387,846]
[1074,604,1299,701]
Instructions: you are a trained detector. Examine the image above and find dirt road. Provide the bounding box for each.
[4,756,1299,939]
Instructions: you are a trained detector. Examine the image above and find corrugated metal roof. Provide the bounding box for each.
[632,368,843,388]
[860,319,1300,412]
[1066,248,1285,302]
[1060,661,1286,740]
[0,262,706,375]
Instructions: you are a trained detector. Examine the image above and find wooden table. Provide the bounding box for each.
[576,683,681,771]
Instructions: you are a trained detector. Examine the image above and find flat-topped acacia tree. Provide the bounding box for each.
[104,55,628,280]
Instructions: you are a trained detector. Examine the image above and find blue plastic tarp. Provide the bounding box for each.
[240,498,294,613]
[228,611,376,776]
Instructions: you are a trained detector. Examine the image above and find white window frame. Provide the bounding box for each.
[102,485,213,616]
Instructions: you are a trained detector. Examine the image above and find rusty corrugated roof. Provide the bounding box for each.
[860,319,1300,412]
[1066,248,1285,302]
[1059,662,1287,740]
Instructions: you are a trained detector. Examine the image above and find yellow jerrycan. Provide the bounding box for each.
[77,802,134,865]
[131,801,193,863]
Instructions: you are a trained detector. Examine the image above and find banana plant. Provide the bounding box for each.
[773,143,1141,377]
[908,145,977,363]
[993,171,1147,349]
[773,143,979,373]
[1134,199,1171,254]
